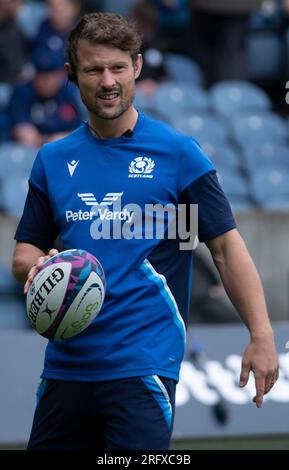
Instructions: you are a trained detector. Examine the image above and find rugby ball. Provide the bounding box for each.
[26,249,106,340]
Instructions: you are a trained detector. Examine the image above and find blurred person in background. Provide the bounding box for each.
[130,0,168,96]
[31,0,82,66]
[0,0,28,83]
[152,0,193,56]
[189,0,263,85]
[9,48,84,147]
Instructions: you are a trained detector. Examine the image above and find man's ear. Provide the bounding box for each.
[64,62,72,79]
[134,54,143,79]
[65,62,78,86]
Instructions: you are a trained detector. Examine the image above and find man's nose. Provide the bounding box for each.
[100,69,116,88]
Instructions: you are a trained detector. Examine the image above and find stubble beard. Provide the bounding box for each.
[86,89,135,121]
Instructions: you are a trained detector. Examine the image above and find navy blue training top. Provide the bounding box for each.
[9,81,83,135]
[15,113,236,382]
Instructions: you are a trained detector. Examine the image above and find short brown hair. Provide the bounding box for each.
[66,12,142,77]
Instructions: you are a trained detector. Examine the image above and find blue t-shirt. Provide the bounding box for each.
[15,113,236,382]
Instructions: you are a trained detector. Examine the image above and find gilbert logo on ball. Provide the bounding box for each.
[26,249,106,340]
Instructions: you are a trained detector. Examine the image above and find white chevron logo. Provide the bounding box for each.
[67,160,79,176]
[77,192,123,206]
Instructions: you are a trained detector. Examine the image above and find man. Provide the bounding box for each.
[0,0,28,84]
[12,12,278,451]
[9,48,84,147]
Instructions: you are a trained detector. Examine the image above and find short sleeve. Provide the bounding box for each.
[180,170,237,242]
[14,182,59,250]
[29,150,48,194]
[178,137,215,194]
[15,151,59,250]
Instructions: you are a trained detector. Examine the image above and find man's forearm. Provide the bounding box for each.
[12,242,46,283]
[207,230,273,339]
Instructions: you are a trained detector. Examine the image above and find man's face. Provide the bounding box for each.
[34,70,65,99]
[73,40,142,121]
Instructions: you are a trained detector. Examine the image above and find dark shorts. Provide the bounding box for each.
[28,375,176,451]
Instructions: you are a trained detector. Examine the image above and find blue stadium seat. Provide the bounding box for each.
[246,31,283,81]
[251,168,289,210]
[0,142,37,180]
[231,111,287,145]
[137,106,171,123]
[134,86,157,111]
[216,169,253,212]
[208,143,243,173]
[164,53,205,87]
[134,91,171,123]
[154,82,210,119]
[171,109,229,144]
[210,81,271,118]
[0,262,28,329]
[1,175,29,219]
[241,141,289,174]
[286,114,289,133]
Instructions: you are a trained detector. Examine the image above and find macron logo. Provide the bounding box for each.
[67,160,79,176]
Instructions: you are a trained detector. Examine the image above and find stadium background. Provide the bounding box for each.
[1,0,289,450]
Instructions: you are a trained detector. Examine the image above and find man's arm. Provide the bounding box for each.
[206,228,279,408]
[12,242,58,294]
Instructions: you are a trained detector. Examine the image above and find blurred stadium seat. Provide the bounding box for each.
[208,143,243,173]
[134,86,155,111]
[216,169,253,211]
[1,175,29,219]
[139,107,171,123]
[231,111,287,144]
[134,96,171,123]
[0,262,28,329]
[0,142,37,180]
[251,168,289,210]
[210,81,271,118]
[164,53,205,87]
[154,82,210,118]
[171,109,229,144]
[246,31,283,82]
[241,141,289,173]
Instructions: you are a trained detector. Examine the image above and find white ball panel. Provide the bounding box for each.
[54,271,105,340]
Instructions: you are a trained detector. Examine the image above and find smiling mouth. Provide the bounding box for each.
[98,92,120,101]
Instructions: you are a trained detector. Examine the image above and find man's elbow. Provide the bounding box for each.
[206,229,243,267]
[11,257,26,284]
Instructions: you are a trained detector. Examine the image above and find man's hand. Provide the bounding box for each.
[24,249,59,294]
[13,124,43,148]
[239,332,279,408]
